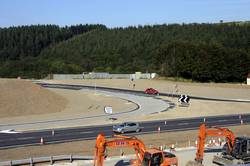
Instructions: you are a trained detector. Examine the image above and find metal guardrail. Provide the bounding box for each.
[0,155,93,166]
[39,83,250,103]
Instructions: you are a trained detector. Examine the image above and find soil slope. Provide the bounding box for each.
[0,79,66,118]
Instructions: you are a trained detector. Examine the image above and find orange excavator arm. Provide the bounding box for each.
[93,134,147,166]
[195,123,235,163]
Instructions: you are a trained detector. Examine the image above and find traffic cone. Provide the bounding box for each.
[170,144,175,152]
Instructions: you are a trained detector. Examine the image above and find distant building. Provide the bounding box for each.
[48,72,157,80]
[247,73,250,85]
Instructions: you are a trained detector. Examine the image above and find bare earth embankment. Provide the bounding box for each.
[0,79,137,128]
[0,79,66,118]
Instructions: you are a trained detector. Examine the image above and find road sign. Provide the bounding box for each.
[104,106,113,114]
[178,95,190,103]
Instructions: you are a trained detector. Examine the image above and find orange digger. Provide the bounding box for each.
[195,123,250,165]
[93,133,178,166]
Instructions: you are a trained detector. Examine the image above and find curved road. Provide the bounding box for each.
[0,83,250,149]
[39,83,250,103]
[0,88,170,131]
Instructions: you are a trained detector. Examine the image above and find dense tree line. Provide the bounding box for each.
[0,24,106,77]
[0,22,250,82]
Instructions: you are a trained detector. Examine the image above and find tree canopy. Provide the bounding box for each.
[0,22,249,82]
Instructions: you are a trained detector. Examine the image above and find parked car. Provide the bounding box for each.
[113,122,141,133]
[144,88,159,95]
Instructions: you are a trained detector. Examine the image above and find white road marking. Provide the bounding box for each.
[79,131,94,134]
[218,119,227,122]
[0,129,21,134]
[17,137,35,140]
[177,122,189,125]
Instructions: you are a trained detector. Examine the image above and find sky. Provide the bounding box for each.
[1,0,250,28]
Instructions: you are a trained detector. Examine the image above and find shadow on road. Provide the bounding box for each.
[114,160,131,166]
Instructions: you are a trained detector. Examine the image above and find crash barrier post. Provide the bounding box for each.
[158,126,161,133]
[241,119,244,125]
[40,137,44,145]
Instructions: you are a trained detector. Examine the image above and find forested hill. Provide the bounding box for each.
[0,24,106,77]
[1,22,250,82]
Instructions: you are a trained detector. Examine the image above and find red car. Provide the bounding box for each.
[144,88,159,95]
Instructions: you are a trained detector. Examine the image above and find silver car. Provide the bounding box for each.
[113,122,140,133]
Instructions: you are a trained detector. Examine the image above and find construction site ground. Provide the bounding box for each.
[46,79,250,123]
[1,79,250,129]
[1,78,250,165]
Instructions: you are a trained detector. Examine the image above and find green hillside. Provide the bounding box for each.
[1,22,250,82]
[0,24,106,78]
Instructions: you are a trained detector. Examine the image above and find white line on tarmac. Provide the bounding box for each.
[17,137,35,140]
[218,120,227,122]
[79,131,94,134]
[177,122,189,125]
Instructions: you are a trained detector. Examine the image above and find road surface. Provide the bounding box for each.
[0,114,249,149]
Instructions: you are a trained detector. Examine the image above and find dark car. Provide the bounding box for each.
[144,88,159,95]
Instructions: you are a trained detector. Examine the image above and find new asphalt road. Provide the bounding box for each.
[0,114,250,149]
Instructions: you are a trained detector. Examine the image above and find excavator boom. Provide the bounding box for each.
[195,124,235,163]
[93,133,178,166]
[94,133,146,166]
